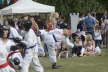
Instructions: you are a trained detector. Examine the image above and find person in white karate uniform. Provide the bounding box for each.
[20,20,44,72]
[30,17,45,56]
[51,28,74,49]
[40,21,63,69]
[0,25,16,72]
[7,19,22,40]
[52,28,74,58]
[41,21,74,69]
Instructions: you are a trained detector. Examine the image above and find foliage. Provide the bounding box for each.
[97,0,108,10]
[33,0,105,16]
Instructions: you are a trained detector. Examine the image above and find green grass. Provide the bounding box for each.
[30,49,108,72]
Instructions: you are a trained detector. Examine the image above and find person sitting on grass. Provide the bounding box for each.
[72,35,83,57]
[83,34,96,56]
[83,34,101,56]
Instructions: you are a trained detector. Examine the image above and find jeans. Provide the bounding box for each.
[95,40,102,48]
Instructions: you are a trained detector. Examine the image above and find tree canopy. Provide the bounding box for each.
[0,0,108,16]
[34,0,106,16]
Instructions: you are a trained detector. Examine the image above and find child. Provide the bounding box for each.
[84,34,96,56]
[94,25,102,48]
[72,35,83,57]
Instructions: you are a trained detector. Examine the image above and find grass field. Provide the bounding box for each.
[30,48,108,72]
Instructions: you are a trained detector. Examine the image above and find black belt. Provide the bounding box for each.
[26,43,37,49]
[22,43,37,58]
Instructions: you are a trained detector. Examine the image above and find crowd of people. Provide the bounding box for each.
[0,11,108,72]
[0,0,17,9]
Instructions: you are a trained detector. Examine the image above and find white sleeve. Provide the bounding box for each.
[7,40,16,52]
[59,29,64,34]
[39,29,46,35]
[56,28,64,34]
[10,28,22,39]
[65,37,74,48]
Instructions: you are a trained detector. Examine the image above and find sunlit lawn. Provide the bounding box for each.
[30,48,108,72]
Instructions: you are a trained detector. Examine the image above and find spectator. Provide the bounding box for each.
[104,17,108,48]
[94,25,102,48]
[72,35,83,57]
[50,12,59,28]
[84,12,96,38]
[83,34,96,56]
[36,16,45,29]
[101,10,108,21]
[79,13,85,21]
[59,16,68,29]
[77,20,84,31]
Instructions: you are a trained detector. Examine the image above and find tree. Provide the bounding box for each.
[34,0,106,16]
[97,0,108,10]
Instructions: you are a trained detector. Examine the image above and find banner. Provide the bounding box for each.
[70,13,79,32]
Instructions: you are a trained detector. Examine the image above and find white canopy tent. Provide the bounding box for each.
[0,0,55,15]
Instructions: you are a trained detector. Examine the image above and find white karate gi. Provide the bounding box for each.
[37,36,45,56]
[9,26,22,39]
[20,29,44,72]
[51,28,74,48]
[0,39,16,72]
[40,30,57,63]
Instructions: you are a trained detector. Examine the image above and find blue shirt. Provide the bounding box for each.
[84,16,95,28]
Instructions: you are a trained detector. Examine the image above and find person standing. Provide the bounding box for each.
[20,20,44,72]
[0,25,16,72]
[94,25,102,48]
[104,17,108,48]
[7,19,22,40]
[40,21,63,69]
[31,17,45,56]
[84,12,96,38]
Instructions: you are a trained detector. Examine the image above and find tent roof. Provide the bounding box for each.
[0,0,55,15]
